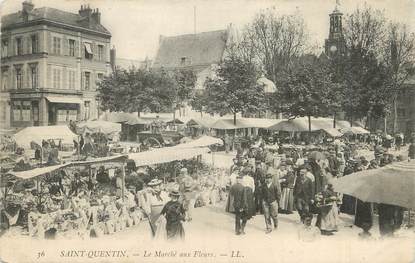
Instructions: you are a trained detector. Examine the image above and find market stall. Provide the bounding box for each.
[13,126,77,149]
[76,120,121,136]
[128,147,210,167]
[1,155,134,239]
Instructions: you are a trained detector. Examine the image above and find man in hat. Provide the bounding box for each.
[140,179,169,237]
[253,160,266,213]
[261,173,281,233]
[230,175,249,235]
[161,190,186,240]
[230,158,240,175]
[294,167,315,224]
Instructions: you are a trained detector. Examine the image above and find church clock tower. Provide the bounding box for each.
[324,1,346,57]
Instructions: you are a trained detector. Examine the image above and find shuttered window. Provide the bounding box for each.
[16,67,23,89]
[16,37,23,55]
[69,39,75,56]
[53,37,61,55]
[84,42,93,59]
[53,68,61,89]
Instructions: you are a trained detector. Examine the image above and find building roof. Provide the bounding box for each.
[1,7,111,36]
[116,58,151,70]
[152,29,228,69]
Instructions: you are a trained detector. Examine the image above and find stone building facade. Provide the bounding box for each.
[0,1,111,128]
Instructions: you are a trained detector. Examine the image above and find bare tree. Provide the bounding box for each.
[343,4,387,59]
[339,5,392,129]
[242,8,308,83]
[382,22,415,133]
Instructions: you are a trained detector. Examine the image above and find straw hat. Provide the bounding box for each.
[169,190,181,197]
[147,179,162,187]
[102,195,111,204]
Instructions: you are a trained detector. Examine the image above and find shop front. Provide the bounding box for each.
[10,93,41,128]
[46,96,82,126]
[10,92,83,128]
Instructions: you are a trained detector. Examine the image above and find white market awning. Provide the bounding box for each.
[46,96,82,104]
[84,42,93,55]
[8,155,129,179]
[174,136,223,148]
[321,128,343,137]
[13,125,78,149]
[8,163,71,179]
[128,147,210,167]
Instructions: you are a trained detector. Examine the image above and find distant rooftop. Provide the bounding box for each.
[1,2,110,36]
[116,58,151,70]
[152,29,228,69]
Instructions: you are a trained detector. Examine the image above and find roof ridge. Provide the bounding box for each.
[162,29,227,39]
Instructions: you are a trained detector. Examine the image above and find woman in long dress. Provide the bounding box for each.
[138,179,169,238]
[161,190,186,240]
[279,167,296,214]
[315,184,339,235]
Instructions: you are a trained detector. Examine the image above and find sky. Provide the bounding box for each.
[1,0,414,60]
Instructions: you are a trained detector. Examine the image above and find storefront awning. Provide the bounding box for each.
[46,96,82,104]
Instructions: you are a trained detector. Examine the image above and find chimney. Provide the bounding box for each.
[79,4,92,19]
[22,0,34,14]
[91,8,101,24]
[110,46,116,72]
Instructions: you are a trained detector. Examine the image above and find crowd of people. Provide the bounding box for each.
[1,124,414,242]
[224,134,413,239]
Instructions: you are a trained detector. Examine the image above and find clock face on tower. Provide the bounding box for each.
[330,45,337,52]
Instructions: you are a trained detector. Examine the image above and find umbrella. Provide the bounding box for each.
[332,160,415,209]
[308,151,327,160]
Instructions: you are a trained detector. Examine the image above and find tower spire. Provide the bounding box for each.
[335,0,341,11]
[193,6,197,34]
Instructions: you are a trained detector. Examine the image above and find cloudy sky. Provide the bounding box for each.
[1,0,414,60]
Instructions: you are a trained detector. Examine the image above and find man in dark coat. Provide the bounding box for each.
[408,141,415,160]
[261,173,281,233]
[230,175,249,235]
[254,160,266,213]
[378,203,397,237]
[309,159,323,194]
[294,168,315,223]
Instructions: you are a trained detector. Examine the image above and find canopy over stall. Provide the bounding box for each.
[186,117,216,129]
[99,112,138,123]
[332,160,415,209]
[321,128,343,137]
[8,155,129,180]
[268,118,318,132]
[0,128,16,135]
[209,119,243,130]
[13,126,78,149]
[128,146,209,167]
[174,136,223,148]
[7,163,71,179]
[76,120,121,135]
[340,127,370,135]
[268,117,358,132]
[209,118,283,130]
